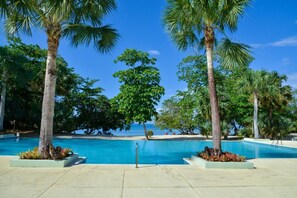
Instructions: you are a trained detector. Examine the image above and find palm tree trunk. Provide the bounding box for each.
[38,36,59,155]
[0,80,6,131]
[205,27,221,151]
[143,123,149,140]
[253,92,259,139]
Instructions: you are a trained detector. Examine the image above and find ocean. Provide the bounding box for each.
[113,124,167,136]
[74,124,170,136]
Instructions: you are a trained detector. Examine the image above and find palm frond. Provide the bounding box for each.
[1,0,39,36]
[0,0,9,18]
[217,38,253,69]
[49,0,116,26]
[164,0,250,51]
[163,0,201,50]
[4,13,33,36]
[218,0,251,32]
[63,24,119,53]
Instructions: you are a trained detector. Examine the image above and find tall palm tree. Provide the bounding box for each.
[260,71,292,138]
[163,0,251,151]
[238,70,292,139]
[1,0,119,156]
[237,70,268,138]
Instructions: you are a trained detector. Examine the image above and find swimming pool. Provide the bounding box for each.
[1,137,297,164]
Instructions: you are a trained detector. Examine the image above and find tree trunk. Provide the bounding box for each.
[143,123,149,140]
[0,80,6,131]
[253,92,259,139]
[204,27,221,151]
[38,35,59,155]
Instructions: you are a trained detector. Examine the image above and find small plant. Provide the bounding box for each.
[147,130,154,137]
[198,146,245,162]
[19,145,73,160]
[19,147,42,159]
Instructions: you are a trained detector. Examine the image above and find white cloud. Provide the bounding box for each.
[270,36,297,47]
[250,43,267,49]
[282,58,291,65]
[148,50,160,55]
[250,36,297,48]
[284,73,297,89]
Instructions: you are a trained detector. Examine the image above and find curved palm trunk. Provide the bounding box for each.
[253,92,259,139]
[143,123,149,140]
[205,27,221,151]
[0,80,6,131]
[38,36,59,155]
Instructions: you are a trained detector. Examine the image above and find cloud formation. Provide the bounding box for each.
[250,43,266,48]
[250,36,297,48]
[282,58,291,65]
[148,50,160,55]
[270,36,297,47]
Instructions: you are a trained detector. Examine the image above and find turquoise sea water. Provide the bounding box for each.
[1,137,297,164]
[75,124,170,136]
[113,124,167,136]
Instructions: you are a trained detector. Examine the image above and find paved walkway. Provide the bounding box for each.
[1,156,297,198]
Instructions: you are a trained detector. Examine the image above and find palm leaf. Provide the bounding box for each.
[49,0,116,25]
[0,0,9,18]
[63,24,119,53]
[163,0,201,50]
[217,0,251,32]
[217,38,253,69]
[4,13,33,36]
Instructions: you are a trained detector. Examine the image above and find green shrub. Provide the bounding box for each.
[147,130,154,137]
[238,128,253,138]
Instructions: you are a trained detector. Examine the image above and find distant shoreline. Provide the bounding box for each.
[52,134,208,141]
[5,133,243,141]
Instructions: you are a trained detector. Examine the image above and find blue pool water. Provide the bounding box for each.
[1,137,297,164]
[75,123,173,136]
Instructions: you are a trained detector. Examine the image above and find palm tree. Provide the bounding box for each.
[238,70,292,139]
[260,71,292,139]
[237,70,268,138]
[163,0,251,151]
[1,0,119,156]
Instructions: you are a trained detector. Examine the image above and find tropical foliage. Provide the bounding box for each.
[163,0,252,151]
[1,0,119,156]
[156,91,199,135]
[1,40,127,135]
[156,55,295,140]
[0,1,296,148]
[113,49,165,139]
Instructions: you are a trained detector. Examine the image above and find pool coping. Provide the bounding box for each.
[244,138,297,149]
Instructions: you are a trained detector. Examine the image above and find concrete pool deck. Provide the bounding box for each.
[1,156,297,198]
[1,139,297,197]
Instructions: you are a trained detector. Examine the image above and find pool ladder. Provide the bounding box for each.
[135,142,138,168]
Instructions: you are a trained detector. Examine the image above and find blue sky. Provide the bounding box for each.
[1,0,297,103]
